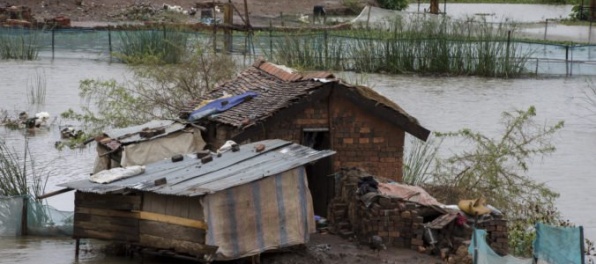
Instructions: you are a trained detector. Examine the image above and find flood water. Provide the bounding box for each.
[1,11,595,262]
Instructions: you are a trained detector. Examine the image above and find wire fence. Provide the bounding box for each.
[2,27,596,76]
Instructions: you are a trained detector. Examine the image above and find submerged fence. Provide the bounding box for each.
[1,27,596,76]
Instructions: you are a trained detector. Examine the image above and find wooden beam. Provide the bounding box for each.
[135,211,207,230]
[36,187,74,200]
[76,207,207,229]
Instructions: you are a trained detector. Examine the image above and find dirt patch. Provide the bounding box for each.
[258,233,442,264]
[7,0,368,23]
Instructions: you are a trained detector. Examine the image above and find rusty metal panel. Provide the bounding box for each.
[60,139,335,197]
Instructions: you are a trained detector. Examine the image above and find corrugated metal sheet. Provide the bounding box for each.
[104,120,187,145]
[59,139,335,197]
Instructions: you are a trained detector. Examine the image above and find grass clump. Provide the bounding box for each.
[27,70,47,105]
[115,27,189,64]
[269,15,532,77]
[0,28,40,60]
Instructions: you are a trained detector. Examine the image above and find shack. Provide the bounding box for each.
[59,139,335,261]
[91,120,205,173]
[180,60,431,216]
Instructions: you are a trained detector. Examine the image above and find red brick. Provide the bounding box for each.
[343,138,354,144]
[373,137,385,143]
[359,127,371,133]
[359,138,370,144]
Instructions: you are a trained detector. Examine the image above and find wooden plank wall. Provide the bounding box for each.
[140,192,210,256]
[74,191,141,242]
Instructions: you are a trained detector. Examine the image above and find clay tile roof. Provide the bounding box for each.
[181,60,337,127]
[181,60,429,140]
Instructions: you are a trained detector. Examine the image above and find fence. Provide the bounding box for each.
[1,27,596,76]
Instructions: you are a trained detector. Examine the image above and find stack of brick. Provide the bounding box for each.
[477,219,508,255]
[328,167,510,259]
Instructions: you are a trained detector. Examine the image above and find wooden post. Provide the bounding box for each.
[280,12,284,27]
[544,19,549,40]
[213,0,217,52]
[269,19,273,58]
[243,0,250,27]
[223,3,233,53]
[51,28,55,59]
[366,6,372,30]
[565,45,569,76]
[21,196,28,236]
[580,226,585,264]
[75,238,80,258]
[108,28,112,59]
[324,29,328,65]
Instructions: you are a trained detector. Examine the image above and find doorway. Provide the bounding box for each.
[302,128,334,217]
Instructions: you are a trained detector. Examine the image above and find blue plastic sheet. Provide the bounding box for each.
[533,223,583,264]
[188,91,258,122]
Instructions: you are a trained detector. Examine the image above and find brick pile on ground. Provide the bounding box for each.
[327,167,508,261]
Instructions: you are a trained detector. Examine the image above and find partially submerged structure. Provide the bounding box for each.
[181,60,430,215]
[60,139,334,261]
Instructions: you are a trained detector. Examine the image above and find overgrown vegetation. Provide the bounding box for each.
[429,106,564,256]
[0,29,40,60]
[378,0,409,10]
[268,16,531,77]
[61,45,236,134]
[115,27,190,64]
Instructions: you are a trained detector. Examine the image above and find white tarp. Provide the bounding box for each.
[93,127,205,173]
[120,128,205,167]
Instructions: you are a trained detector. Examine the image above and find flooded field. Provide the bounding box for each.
[1,4,596,258]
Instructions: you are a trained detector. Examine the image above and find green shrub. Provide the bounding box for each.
[377,0,409,10]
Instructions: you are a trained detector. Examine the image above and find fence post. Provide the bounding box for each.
[108,28,112,58]
[506,30,511,73]
[565,45,569,76]
[324,29,328,66]
[21,196,27,236]
[280,12,284,27]
[269,19,273,59]
[51,28,55,59]
[163,24,166,39]
[544,19,548,41]
[580,226,585,264]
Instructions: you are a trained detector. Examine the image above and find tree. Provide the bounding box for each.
[432,106,564,256]
[61,46,236,134]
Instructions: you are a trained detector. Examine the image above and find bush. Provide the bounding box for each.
[376,0,409,11]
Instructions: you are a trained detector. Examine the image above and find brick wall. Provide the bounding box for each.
[213,86,407,182]
[330,92,405,182]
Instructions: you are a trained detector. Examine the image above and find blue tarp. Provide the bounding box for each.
[533,223,583,264]
[188,91,258,122]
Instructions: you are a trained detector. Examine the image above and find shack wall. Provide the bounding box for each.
[73,191,140,242]
[139,192,208,256]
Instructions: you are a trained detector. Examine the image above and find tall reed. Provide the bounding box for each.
[269,16,532,77]
[27,70,47,105]
[116,27,189,64]
[0,28,40,60]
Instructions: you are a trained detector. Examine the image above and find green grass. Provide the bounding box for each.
[0,29,40,60]
[266,16,533,77]
[115,27,190,64]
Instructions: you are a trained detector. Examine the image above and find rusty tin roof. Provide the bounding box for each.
[59,139,335,197]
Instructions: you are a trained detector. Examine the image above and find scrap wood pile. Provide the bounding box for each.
[327,167,508,262]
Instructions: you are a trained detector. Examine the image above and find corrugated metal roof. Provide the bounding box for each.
[59,139,335,197]
[104,120,187,145]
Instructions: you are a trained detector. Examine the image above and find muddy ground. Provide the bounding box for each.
[257,233,442,264]
[9,0,369,23]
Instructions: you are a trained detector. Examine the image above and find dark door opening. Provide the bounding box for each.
[302,129,334,217]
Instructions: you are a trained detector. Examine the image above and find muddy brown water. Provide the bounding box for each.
[1,51,595,262]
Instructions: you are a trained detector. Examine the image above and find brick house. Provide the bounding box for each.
[181,60,430,216]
